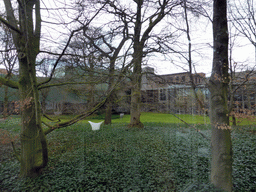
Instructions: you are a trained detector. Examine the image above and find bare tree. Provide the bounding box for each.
[82,5,130,124]
[63,32,107,110]
[127,0,183,128]
[0,0,107,177]
[76,0,184,127]
[183,0,209,112]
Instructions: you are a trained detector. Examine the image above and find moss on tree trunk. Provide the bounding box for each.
[19,55,48,177]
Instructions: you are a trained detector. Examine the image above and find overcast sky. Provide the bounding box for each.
[0,0,255,77]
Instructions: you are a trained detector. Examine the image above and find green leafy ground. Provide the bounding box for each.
[0,114,256,191]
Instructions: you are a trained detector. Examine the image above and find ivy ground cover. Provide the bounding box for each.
[0,117,255,191]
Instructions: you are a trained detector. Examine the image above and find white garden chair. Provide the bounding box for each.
[88,121,103,131]
[120,113,124,119]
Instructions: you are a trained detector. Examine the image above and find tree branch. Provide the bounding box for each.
[3,0,20,47]
[0,16,22,35]
[34,0,41,40]
[43,90,109,135]
[0,76,19,89]
[43,56,133,135]
[38,80,103,90]
[38,0,109,87]
[141,1,179,45]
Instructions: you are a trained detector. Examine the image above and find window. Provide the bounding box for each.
[182,76,185,82]
[147,90,153,97]
[146,90,158,103]
[160,89,166,101]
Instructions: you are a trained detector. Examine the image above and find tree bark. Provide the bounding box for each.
[128,0,168,127]
[1,0,106,178]
[40,88,50,114]
[19,74,47,177]
[209,0,232,191]
[3,85,9,118]
[104,36,128,125]
[129,1,144,128]
[88,57,95,109]
[3,0,48,177]
[104,59,115,125]
[129,46,144,128]
[19,54,48,177]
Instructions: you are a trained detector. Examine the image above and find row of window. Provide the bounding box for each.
[144,88,210,102]
[166,76,201,84]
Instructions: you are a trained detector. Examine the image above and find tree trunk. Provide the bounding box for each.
[88,58,95,109]
[128,0,167,127]
[4,0,49,177]
[104,86,114,125]
[129,1,144,128]
[105,59,115,125]
[40,88,50,114]
[209,0,232,191]
[129,52,144,128]
[129,85,143,128]
[3,73,12,119]
[232,114,236,126]
[19,56,48,177]
[3,85,9,119]
[104,63,114,125]
[104,102,112,124]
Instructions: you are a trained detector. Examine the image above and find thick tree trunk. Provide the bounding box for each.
[209,89,232,191]
[104,77,115,125]
[129,55,144,128]
[128,0,167,128]
[105,60,115,125]
[104,102,112,124]
[104,72,114,125]
[88,59,95,109]
[129,1,144,128]
[10,0,48,177]
[209,0,232,191]
[19,57,48,177]
[129,85,143,128]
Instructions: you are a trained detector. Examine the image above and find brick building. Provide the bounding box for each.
[141,67,209,113]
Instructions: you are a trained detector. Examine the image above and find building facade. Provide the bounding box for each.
[141,67,209,114]
[2,67,256,116]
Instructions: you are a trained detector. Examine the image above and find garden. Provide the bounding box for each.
[0,113,256,191]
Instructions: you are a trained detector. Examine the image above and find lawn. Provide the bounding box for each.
[0,113,256,191]
[59,112,256,126]
[113,112,211,125]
